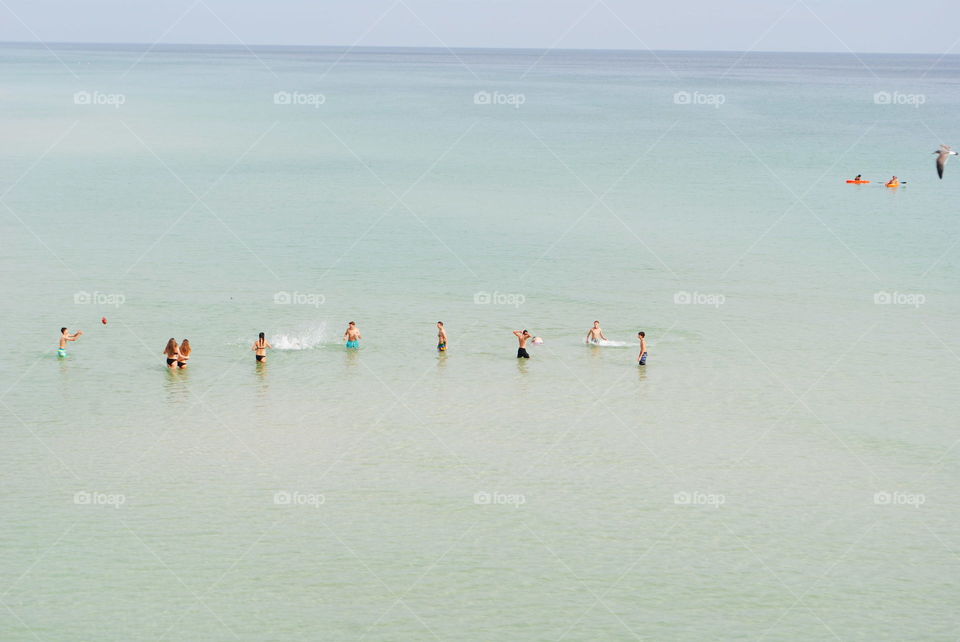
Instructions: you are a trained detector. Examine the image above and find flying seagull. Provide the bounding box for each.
[935,144,958,179]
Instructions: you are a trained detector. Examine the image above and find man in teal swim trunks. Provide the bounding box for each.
[343,321,362,349]
[58,327,82,357]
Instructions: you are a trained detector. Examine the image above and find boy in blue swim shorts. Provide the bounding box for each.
[343,321,362,349]
[58,326,82,357]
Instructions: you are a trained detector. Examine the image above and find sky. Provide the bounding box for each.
[0,0,957,54]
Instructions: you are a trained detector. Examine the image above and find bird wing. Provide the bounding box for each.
[937,151,948,179]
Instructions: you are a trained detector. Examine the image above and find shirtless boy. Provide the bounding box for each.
[513,329,532,359]
[58,327,82,358]
[344,322,362,349]
[436,321,447,352]
[586,321,607,344]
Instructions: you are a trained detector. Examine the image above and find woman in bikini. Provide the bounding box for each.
[163,338,179,369]
[252,332,272,363]
[177,339,191,369]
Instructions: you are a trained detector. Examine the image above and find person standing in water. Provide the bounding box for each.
[163,338,179,369]
[586,320,608,345]
[252,332,272,362]
[343,322,362,349]
[514,329,533,359]
[637,331,648,366]
[177,339,191,369]
[437,321,448,352]
[58,327,82,358]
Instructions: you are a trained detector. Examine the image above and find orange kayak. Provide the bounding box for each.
[886,181,900,188]
[846,180,870,184]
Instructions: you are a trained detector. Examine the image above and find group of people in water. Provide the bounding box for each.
[57,320,650,367]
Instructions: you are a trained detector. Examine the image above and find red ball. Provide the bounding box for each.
[101,317,107,325]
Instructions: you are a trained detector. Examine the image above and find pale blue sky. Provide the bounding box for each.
[0,0,956,54]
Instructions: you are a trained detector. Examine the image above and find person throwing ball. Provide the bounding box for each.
[514,329,533,359]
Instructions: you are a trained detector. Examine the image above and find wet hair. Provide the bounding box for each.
[638,331,645,337]
[522,329,530,335]
[437,321,443,325]
[594,320,599,324]
[349,321,355,325]
[61,327,67,334]
[179,339,191,357]
[164,338,178,355]
[259,332,265,340]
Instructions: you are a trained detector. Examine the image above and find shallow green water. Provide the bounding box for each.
[1,44,958,640]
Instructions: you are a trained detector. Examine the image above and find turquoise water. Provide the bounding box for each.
[1,44,959,639]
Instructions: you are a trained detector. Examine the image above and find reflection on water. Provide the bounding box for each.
[163,366,191,405]
[344,347,360,371]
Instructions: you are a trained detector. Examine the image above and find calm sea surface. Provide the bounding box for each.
[1,44,959,640]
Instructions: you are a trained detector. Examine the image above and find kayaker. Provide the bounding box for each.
[886,176,899,187]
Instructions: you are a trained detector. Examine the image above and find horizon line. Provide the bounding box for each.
[0,40,954,57]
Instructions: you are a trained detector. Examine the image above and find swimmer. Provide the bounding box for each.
[437,321,447,352]
[585,320,607,345]
[177,339,191,369]
[637,331,647,366]
[58,327,82,357]
[343,321,361,349]
[252,332,272,362]
[513,329,532,359]
[162,338,179,369]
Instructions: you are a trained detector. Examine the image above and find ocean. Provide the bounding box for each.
[1,44,958,640]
